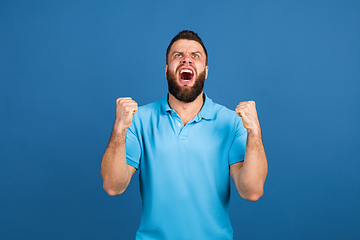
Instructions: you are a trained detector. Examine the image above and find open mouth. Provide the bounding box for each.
[179,69,194,82]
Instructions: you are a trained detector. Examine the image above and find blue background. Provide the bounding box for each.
[1,0,360,239]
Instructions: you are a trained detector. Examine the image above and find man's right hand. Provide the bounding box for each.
[114,97,138,131]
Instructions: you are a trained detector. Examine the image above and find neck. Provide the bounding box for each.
[168,92,204,125]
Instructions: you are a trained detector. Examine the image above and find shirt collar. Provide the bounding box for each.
[160,93,214,120]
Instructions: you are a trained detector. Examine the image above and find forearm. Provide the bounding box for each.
[237,129,268,201]
[101,127,131,196]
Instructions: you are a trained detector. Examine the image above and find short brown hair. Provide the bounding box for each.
[166,30,208,65]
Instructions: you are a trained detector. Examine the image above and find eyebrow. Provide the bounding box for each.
[172,51,203,56]
[191,51,202,55]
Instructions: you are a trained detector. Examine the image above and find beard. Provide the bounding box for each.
[166,68,206,103]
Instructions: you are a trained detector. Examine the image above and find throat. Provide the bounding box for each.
[168,93,204,125]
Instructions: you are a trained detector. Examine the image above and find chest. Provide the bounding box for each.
[139,114,236,171]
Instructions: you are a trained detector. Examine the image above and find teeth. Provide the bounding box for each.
[180,69,193,74]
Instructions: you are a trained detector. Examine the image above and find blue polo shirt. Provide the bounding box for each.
[126,94,247,240]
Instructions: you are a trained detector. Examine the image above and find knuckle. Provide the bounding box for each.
[117,98,125,105]
[117,97,132,102]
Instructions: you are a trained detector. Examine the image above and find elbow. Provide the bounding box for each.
[245,192,263,202]
[104,188,124,197]
[103,183,125,196]
[240,189,264,202]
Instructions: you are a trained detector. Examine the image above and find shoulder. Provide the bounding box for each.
[131,98,164,126]
[134,96,166,115]
[211,101,239,121]
[209,99,246,134]
[137,101,161,114]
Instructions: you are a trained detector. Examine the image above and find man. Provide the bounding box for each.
[101,30,268,240]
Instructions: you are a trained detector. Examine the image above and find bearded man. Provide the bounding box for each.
[101,30,268,240]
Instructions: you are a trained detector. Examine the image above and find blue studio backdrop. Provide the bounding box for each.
[1,1,360,239]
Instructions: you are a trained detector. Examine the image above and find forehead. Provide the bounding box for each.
[169,39,205,54]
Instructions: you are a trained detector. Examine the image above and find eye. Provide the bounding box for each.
[175,53,182,57]
[192,54,199,58]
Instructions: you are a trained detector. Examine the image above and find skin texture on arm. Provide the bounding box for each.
[230,101,268,202]
[101,97,138,196]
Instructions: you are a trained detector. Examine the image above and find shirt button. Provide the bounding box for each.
[177,122,181,127]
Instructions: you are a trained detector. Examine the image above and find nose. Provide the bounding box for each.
[181,53,192,64]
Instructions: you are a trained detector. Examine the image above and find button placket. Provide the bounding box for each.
[169,111,184,135]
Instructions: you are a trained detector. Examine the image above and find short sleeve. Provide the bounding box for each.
[228,119,247,165]
[126,126,141,169]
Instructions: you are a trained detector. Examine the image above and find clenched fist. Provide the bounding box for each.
[114,97,138,131]
[235,101,261,131]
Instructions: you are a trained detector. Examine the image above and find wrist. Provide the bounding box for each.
[247,127,262,138]
[113,123,128,135]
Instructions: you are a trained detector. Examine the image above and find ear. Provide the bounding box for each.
[205,65,209,79]
[165,65,168,77]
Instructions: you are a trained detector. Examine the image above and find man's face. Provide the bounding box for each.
[165,39,209,103]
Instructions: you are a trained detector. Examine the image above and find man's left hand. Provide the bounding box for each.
[235,101,261,131]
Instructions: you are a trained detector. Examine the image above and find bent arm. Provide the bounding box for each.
[101,127,136,196]
[101,97,138,196]
[231,100,268,201]
[230,129,267,202]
